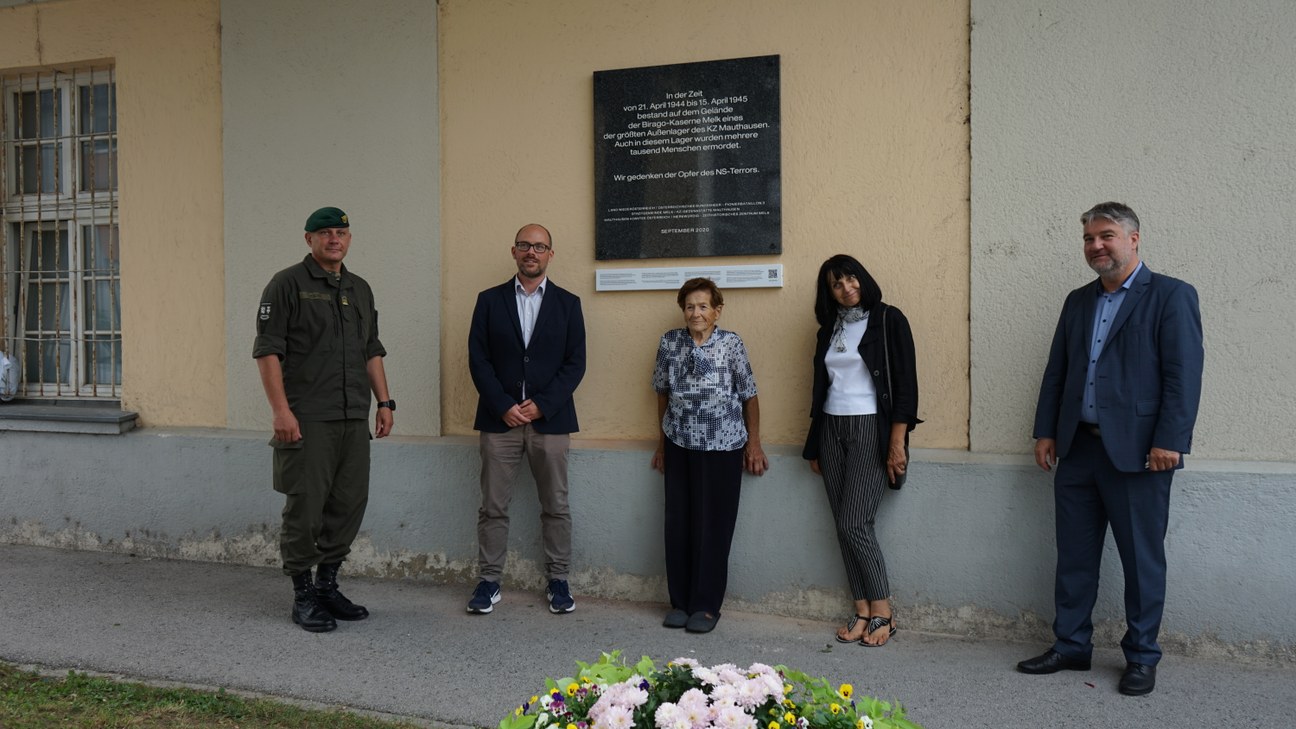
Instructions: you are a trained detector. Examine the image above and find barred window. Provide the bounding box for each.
[1,66,120,399]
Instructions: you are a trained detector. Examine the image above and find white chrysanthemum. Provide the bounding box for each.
[598,705,634,729]
[657,703,695,729]
[717,667,746,687]
[710,683,740,706]
[678,688,709,710]
[693,666,719,686]
[677,688,711,725]
[655,703,679,729]
[734,679,766,708]
[714,704,756,729]
[598,680,649,710]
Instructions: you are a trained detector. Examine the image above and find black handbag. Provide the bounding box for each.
[882,306,908,490]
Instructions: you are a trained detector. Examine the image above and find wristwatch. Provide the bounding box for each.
[377,400,396,411]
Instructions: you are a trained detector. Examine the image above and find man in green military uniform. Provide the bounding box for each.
[254,206,394,633]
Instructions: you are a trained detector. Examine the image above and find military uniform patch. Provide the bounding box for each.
[259,303,271,320]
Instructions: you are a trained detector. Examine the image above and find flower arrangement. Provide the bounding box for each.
[499,651,923,729]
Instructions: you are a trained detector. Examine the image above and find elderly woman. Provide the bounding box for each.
[651,277,768,633]
[804,254,919,647]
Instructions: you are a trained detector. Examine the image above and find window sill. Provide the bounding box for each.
[0,402,138,434]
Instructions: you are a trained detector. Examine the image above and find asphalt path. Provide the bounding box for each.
[2,544,1293,728]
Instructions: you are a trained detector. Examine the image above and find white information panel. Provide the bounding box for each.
[596,263,783,291]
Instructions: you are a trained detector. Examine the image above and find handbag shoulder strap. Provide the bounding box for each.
[881,305,892,398]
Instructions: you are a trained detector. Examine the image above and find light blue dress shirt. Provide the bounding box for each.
[1081,261,1143,424]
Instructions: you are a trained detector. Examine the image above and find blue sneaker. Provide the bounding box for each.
[466,580,501,614]
[547,578,575,614]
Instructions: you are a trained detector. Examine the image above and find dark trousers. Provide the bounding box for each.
[1052,427,1173,666]
[663,439,743,615]
[273,419,370,576]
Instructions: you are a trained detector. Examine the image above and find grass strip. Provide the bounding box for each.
[0,662,424,728]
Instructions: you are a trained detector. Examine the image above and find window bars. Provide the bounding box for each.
[1,65,120,399]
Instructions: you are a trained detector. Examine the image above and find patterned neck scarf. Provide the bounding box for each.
[686,330,717,377]
[831,306,868,352]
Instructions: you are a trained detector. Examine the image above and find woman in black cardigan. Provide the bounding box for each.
[803,254,920,646]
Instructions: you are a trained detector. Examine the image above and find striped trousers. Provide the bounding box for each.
[818,414,891,601]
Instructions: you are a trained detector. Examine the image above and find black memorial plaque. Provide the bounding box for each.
[594,55,781,260]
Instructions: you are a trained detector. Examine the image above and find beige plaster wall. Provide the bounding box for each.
[970,0,1296,460]
[0,0,225,426]
[221,0,440,436]
[440,0,970,447]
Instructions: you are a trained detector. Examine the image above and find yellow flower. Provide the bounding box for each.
[784,683,794,694]
[514,707,523,717]
[784,712,797,724]
[581,676,592,684]
[566,683,580,696]
[830,703,842,715]
[783,699,797,710]
[856,720,865,729]
[568,724,578,729]
[769,723,780,729]
[839,683,854,700]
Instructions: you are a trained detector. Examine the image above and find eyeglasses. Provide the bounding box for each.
[514,242,551,253]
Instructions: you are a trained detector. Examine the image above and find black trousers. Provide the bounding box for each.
[662,439,744,615]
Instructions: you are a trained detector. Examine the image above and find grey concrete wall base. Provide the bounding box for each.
[2,430,1293,665]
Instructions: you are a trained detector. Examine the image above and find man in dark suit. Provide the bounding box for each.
[466,223,587,615]
[1018,202,1204,696]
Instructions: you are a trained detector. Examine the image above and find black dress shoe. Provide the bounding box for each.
[1017,649,1091,674]
[1119,663,1156,696]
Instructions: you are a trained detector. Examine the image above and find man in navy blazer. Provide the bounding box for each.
[1018,203,1203,697]
[465,223,587,616]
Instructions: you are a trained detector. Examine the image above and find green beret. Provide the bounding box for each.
[304,207,350,232]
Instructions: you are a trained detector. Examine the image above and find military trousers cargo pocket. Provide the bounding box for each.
[271,438,307,494]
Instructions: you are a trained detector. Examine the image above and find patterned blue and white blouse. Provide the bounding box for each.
[652,327,758,451]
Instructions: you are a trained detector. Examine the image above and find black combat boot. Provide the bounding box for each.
[291,570,337,632]
[315,561,369,620]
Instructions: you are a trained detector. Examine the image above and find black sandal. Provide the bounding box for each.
[835,614,869,644]
[861,614,896,646]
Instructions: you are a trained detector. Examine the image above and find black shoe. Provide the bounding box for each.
[662,609,688,629]
[1017,649,1091,674]
[314,562,369,621]
[1119,663,1156,696]
[685,611,720,633]
[290,571,337,633]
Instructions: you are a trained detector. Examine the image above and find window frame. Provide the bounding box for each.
[1,66,120,400]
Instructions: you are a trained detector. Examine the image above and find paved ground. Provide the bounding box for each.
[2,544,1293,728]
